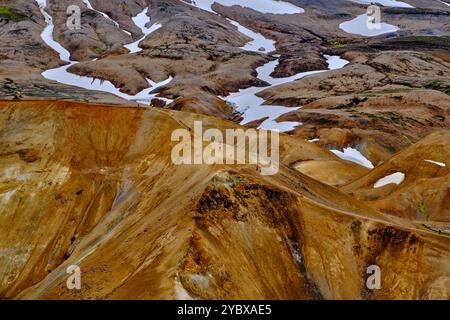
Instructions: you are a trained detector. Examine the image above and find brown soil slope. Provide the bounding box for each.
[341,130,450,223]
[0,100,449,300]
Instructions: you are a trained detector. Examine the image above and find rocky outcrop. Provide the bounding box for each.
[259,50,450,164]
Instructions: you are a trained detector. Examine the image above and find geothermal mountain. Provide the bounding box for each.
[0,0,449,299]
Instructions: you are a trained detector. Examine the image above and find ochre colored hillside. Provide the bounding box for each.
[0,100,449,300]
[342,131,450,223]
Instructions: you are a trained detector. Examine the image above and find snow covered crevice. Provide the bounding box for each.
[227,19,275,53]
[35,0,171,103]
[224,55,349,132]
[124,7,162,53]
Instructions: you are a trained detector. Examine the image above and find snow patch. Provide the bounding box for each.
[225,54,349,132]
[425,160,446,167]
[339,14,399,37]
[374,172,405,188]
[124,8,162,53]
[183,1,349,132]
[343,0,415,36]
[42,64,173,101]
[330,147,374,169]
[325,54,351,70]
[228,19,275,53]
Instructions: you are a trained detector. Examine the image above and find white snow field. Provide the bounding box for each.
[374,172,405,188]
[124,7,162,53]
[225,55,349,132]
[331,148,374,169]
